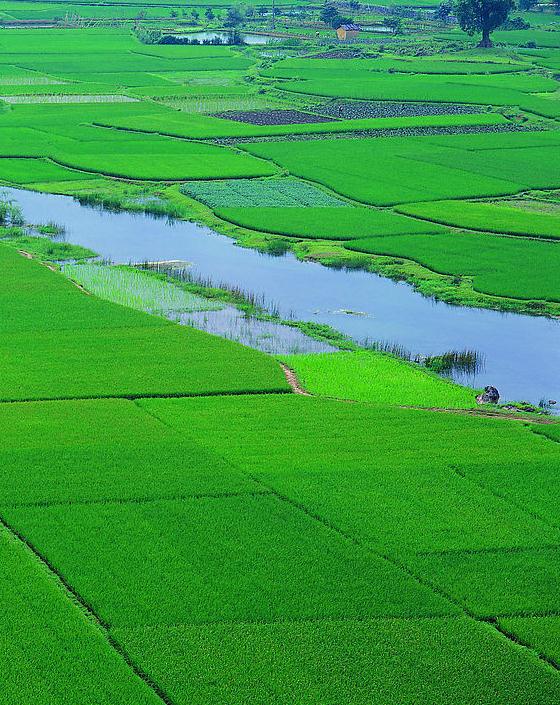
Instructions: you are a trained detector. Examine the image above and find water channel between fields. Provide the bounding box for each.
[7,186,560,407]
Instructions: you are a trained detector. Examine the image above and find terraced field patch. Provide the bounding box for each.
[498,617,560,666]
[142,395,560,555]
[242,131,560,206]
[0,493,455,628]
[282,351,476,408]
[0,244,288,400]
[110,616,560,705]
[214,108,336,125]
[397,199,560,239]
[181,177,348,208]
[410,547,560,617]
[0,525,161,705]
[214,205,447,239]
[346,230,560,302]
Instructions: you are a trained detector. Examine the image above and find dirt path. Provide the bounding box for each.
[17,250,91,295]
[280,363,311,396]
[401,405,557,425]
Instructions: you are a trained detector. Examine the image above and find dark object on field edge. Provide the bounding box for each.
[214,109,335,126]
[476,385,500,404]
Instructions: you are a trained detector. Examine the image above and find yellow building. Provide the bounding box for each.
[336,24,360,41]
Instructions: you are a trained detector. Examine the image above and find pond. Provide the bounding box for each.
[177,31,282,45]
[5,187,560,407]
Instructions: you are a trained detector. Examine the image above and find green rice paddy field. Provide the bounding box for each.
[1,20,560,704]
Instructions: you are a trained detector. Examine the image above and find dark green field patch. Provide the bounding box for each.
[214,206,446,240]
[410,547,560,617]
[498,616,560,666]
[139,396,560,554]
[1,495,455,629]
[111,616,560,705]
[0,244,288,399]
[0,526,160,705]
[0,325,288,401]
[0,398,256,505]
[345,231,560,302]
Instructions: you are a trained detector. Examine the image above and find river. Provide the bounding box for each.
[6,186,560,407]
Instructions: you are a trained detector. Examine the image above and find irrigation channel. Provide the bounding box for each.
[7,187,560,407]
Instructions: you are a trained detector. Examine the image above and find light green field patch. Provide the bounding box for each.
[63,264,220,315]
[283,351,476,408]
[0,397,257,504]
[181,177,348,208]
[0,157,97,184]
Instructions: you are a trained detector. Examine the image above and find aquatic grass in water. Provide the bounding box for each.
[141,263,286,319]
[63,264,220,316]
[362,339,484,378]
[423,350,485,377]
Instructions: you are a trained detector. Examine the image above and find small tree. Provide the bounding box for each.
[455,0,515,47]
[319,2,340,26]
[191,9,200,22]
[384,16,403,33]
[224,5,245,27]
[436,0,453,20]
[258,5,267,15]
[205,7,215,20]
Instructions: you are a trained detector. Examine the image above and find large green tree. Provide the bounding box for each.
[455,0,515,47]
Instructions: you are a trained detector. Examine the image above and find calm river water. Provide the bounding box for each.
[7,187,560,406]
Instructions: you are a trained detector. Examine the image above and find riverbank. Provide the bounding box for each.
[3,184,560,407]
[24,176,560,320]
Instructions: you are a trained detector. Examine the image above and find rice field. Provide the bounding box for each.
[0,94,139,104]
[1,22,560,705]
[181,177,349,208]
[282,350,477,408]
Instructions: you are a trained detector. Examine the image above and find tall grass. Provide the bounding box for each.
[362,339,484,376]
[140,262,285,318]
[0,196,24,227]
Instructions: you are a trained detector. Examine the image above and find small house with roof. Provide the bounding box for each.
[336,24,360,41]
